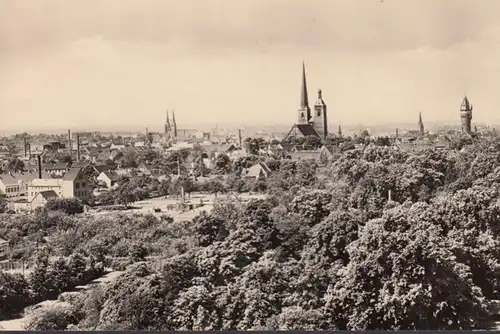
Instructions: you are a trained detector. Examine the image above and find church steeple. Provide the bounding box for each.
[418,112,425,136]
[297,61,311,124]
[300,61,309,109]
[172,109,178,138]
[165,110,172,137]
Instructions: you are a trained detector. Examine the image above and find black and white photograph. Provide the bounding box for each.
[1,0,500,331]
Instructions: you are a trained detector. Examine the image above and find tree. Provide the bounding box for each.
[0,272,31,319]
[6,158,24,173]
[328,213,488,330]
[213,154,231,175]
[207,177,225,198]
[45,198,84,215]
[114,183,138,207]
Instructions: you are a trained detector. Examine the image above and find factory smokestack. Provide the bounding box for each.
[238,129,242,148]
[67,129,72,157]
[37,155,42,179]
[28,144,32,160]
[24,137,27,157]
[76,135,81,162]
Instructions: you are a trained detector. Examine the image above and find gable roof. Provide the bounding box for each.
[39,190,58,200]
[246,162,271,178]
[93,164,113,173]
[62,167,82,181]
[100,171,120,181]
[42,162,68,171]
[0,171,51,186]
[71,161,90,169]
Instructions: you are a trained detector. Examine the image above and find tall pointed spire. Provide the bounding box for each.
[172,109,177,138]
[418,112,424,136]
[300,61,309,109]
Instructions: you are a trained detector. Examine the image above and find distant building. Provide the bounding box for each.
[460,96,473,134]
[27,167,91,203]
[0,171,49,199]
[96,171,120,188]
[243,162,271,180]
[30,190,59,210]
[284,62,329,142]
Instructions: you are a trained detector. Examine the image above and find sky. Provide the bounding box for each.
[1,0,500,133]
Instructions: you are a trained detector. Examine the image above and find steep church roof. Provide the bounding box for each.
[295,124,320,137]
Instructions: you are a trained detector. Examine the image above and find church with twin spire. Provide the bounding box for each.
[164,110,177,139]
[284,62,329,142]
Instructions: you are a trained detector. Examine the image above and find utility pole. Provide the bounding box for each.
[178,159,185,204]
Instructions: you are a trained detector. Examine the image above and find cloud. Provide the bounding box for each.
[2,0,500,57]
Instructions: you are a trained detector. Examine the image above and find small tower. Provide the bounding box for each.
[460,96,473,133]
[396,128,399,138]
[297,62,311,124]
[338,124,342,137]
[418,112,425,136]
[313,89,328,139]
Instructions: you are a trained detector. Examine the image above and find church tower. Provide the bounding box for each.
[418,112,425,136]
[460,96,473,133]
[313,89,328,139]
[297,62,311,124]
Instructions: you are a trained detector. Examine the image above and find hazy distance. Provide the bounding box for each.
[1,0,500,133]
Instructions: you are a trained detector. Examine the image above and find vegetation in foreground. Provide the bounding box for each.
[3,137,500,329]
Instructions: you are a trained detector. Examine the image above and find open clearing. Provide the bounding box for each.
[90,192,266,221]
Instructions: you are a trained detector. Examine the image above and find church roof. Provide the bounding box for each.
[296,124,320,137]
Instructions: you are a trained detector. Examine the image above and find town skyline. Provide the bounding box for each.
[2,0,500,131]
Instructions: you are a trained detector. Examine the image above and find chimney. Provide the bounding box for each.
[24,137,27,157]
[76,135,81,162]
[37,155,42,179]
[68,129,72,155]
[238,129,242,148]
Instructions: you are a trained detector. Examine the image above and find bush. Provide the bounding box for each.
[45,198,84,215]
[24,303,77,331]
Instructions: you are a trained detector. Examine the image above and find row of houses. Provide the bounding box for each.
[0,158,92,213]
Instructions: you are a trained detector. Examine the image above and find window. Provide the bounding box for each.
[75,183,80,189]
[300,112,304,118]
[317,111,321,116]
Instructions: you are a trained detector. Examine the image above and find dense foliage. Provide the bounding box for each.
[5,137,500,330]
